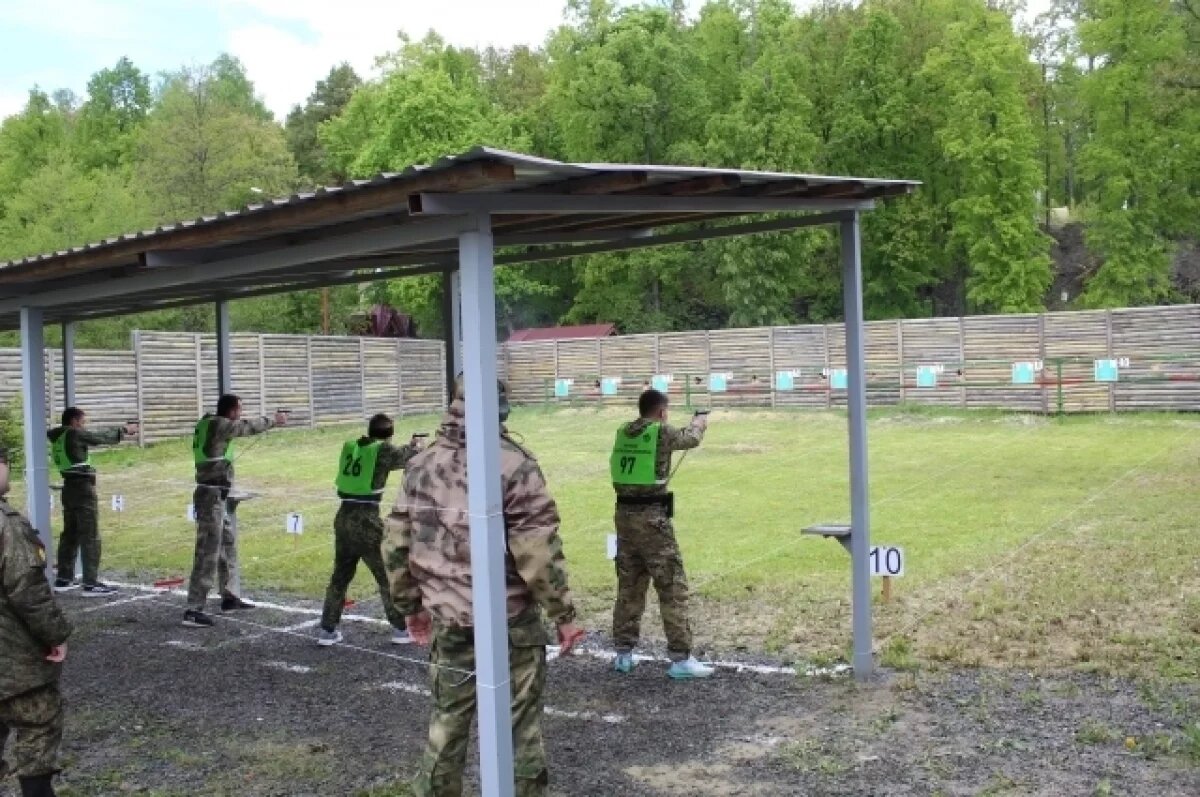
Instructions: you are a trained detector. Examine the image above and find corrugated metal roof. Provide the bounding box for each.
[507,324,616,343]
[0,147,919,330]
[0,147,915,271]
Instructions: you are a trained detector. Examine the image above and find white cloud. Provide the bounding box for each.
[219,0,568,119]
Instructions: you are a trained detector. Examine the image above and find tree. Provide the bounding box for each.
[0,90,70,201]
[74,56,152,170]
[136,57,297,220]
[284,63,362,184]
[1076,0,1190,306]
[923,4,1053,312]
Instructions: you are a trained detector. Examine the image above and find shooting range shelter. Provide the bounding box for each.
[0,148,917,797]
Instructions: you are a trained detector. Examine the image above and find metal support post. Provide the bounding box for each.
[840,212,874,680]
[20,307,52,577]
[458,214,515,797]
[441,269,463,399]
[62,322,76,408]
[216,300,232,395]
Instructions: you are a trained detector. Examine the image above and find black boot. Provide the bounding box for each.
[19,773,57,797]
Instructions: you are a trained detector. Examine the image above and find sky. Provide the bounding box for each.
[0,0,1053,123]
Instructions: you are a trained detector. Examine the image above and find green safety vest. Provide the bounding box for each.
[193,417,234,466]
[609,422,660,485]
[50,430,90,475]
[335,440,383,496]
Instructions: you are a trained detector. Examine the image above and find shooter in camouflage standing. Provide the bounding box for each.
[47,407,138,596]
[0,447,73,797]
[383,378,585,797]
[317,413,423,647]
[610,388,713,679]
[183,394,287,628]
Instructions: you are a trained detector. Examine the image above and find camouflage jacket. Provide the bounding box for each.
[613,418,705,498]
[383,400,576,629]
[194,414,275,487]
[47,425,124,480]
[0,500,72,700]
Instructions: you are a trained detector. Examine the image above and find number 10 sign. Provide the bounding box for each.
[869,546,904,577]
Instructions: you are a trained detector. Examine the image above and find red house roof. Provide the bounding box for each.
[507,323,616,343]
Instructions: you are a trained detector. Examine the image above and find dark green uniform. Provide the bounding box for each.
[320,437,417,631]
[0,473,72,785]
[186,413,274,612]
[611,418,704,662]
[46,425,125,585]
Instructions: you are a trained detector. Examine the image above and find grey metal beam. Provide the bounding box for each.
[411,192,875,216]
[0,217,475,314]
[20,307,52,578]
[840,212,873,680]
[216,300,232,395]
[458,214,515,797]
[498,212,852,266]
[62,321,76,408]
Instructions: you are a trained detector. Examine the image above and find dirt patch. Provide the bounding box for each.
[8,589,1194,796]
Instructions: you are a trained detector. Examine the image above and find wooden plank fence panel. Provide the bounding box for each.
[505,342,556,405]
[962,314,1043,411]
[138,332,206,443]
[1043,310,1110,412]
[1112,305,1200,411]
[771,325,828,408]
[364,339,401,418]
[897,318,961,407]
[311,336,363,425]
[398,340,446,416]
[654,331,707,406]
[865,321,901,407]
[708,328,772,408]
[261,335,312,427]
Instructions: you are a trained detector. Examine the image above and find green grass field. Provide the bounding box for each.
[17,406,1200,678]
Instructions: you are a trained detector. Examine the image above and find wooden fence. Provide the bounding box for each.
[0,332,448,444]
[503,305,1200,414]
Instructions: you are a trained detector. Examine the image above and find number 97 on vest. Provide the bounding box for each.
[609,423,660,486]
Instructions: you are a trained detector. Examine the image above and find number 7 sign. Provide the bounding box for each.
[285,513,304,535]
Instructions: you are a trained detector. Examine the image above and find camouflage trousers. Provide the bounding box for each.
[0,683,64,779]
[412,615,550,797]
[320,504,404,630]
[56,479,99,584]
[612,506,693,661]
[186,487,240,611]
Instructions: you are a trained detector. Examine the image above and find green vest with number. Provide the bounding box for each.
[193,417,234,466]
[50,430,90,475]
[335,440,382,496]
[610,422,660,485]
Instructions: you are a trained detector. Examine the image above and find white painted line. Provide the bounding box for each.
[109,579,820,677]
[378,682,626,724]
[77,593,160,613]
[263,661,313,674]
[163,640,204,651]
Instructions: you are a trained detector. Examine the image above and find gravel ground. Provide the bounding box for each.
[8,588,1197,797]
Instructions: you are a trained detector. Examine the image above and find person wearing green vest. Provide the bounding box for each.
[316,413,424,647]
[609,388,713,679]
[46,408,138,596]
[183,394,287,629]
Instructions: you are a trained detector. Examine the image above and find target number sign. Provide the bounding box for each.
[869,546,904,577]
[186,504,196,521]
[111,495,125,512]
[286,513,304,535]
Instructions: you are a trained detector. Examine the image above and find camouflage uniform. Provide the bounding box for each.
[612,419,704,662]
[186,414,274,612]
[320,438,418,631]
[46,425,125,584]
[0,460,72,786]
[383,399,575,797]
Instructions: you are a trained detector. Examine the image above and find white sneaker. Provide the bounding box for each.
[391,628,412,645]
[317,628,343,647]
[667,656,715,680]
